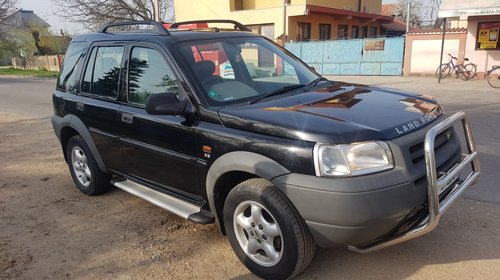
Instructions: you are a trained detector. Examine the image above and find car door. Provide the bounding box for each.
[73,43,124,171]
[117,44,204,202]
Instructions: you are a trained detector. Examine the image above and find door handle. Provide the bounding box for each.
[121,113,133,124]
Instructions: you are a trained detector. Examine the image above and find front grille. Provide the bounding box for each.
[409,128,453,164]
[409,128,461,188]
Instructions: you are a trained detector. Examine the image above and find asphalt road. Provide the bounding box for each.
[0,77,55,119]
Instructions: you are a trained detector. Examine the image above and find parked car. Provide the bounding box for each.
[51,20,480,279]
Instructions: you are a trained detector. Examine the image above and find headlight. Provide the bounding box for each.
[314,142,394,177]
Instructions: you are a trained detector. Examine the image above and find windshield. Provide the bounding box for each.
[175,36,319,106]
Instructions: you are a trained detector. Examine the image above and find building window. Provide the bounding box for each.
[319,24,331,41]
[352,26,359,39]
[247,24,275,40]
[360,26,368,39]
[476,21,500,50]
[297,22,311,41]
[370,26,378,38]
[338,24,348,39]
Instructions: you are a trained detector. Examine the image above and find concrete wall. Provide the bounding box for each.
[404,32,467,75]
[464,15,500,77]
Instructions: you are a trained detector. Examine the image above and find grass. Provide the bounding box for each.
[0,67,59,78]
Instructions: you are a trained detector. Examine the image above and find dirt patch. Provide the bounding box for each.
[0,115,253,280]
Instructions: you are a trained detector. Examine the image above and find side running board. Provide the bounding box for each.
[113,179,215,224]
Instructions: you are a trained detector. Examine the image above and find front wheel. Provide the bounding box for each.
[223,179,315,279]
[435,63,451,79]
[487,67,500,88]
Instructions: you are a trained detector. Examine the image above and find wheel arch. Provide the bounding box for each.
[52,114,108,172]
[206,151,290,234]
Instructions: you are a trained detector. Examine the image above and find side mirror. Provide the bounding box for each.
[145,93,190,115]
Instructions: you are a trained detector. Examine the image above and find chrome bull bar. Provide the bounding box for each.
[349,111,480,253]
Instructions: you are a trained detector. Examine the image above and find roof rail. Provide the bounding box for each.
[170,20,251,32]
[99,20,170,36]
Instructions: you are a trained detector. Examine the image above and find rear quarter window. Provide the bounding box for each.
[57,41,88,93]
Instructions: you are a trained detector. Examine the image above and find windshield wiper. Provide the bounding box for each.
[249,84,306,104]
[306,76,329,88]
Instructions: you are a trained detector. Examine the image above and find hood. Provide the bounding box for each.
[217,82,443,144]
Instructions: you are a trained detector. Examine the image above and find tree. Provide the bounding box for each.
[51,0,175,31]
[395,0,425,29]
[0,0,17,39]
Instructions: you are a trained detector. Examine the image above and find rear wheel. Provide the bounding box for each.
[66,135,111,195]
[435,63,451,79]
[457,65,471,81]
[487,67,500,88]
[463,63,476,80]
[223,178,315,279]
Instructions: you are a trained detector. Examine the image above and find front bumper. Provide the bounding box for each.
[272,112,480,249]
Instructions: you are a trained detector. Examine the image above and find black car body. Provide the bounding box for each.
[52,20,480,279]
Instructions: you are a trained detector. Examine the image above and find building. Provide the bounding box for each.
[438,0,500,77]
[380,3,406,37]
[174,0,393,41]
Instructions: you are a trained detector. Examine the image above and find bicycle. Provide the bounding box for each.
[435,54,476,81]
[487,65,500,88]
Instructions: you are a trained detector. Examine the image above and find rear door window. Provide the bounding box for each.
[81,46,124,99]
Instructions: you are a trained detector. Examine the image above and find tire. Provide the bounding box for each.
[487,67,500,88]
[435,64,451,79]
[457,65,471,81]
[464,63,476,80]
[223,178,315,280]
[66,135,111,195]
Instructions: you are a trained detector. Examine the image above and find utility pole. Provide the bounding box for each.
[154,0,160,22]
[406,1,411,33]
[283,0,287,37]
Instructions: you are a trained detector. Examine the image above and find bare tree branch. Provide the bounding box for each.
[0,0,18,38]
[50,0,175,31]
[395,0,425,29]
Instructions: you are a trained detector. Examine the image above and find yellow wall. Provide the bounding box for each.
[174,0,383,40]
[288,15,380,41]
[306,0,381,14]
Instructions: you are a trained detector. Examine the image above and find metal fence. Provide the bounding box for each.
[285,37,405,76]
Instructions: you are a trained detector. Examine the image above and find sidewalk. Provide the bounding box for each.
[324,75,495,96]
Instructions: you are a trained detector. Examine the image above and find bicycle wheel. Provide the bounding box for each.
[435,63,451,79]
[488,67,500,88]
[464,63,476,80]
[457,65,471,81]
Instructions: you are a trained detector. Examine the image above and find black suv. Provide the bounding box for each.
[52,20,480,279]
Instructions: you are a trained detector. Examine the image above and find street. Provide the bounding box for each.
[0,76,499,279]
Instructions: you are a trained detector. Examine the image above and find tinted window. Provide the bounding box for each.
[81,46,123,98]
[57,41,86,93]
[128,47,180,105]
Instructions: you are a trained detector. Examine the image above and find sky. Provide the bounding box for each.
[17,0,86,34]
